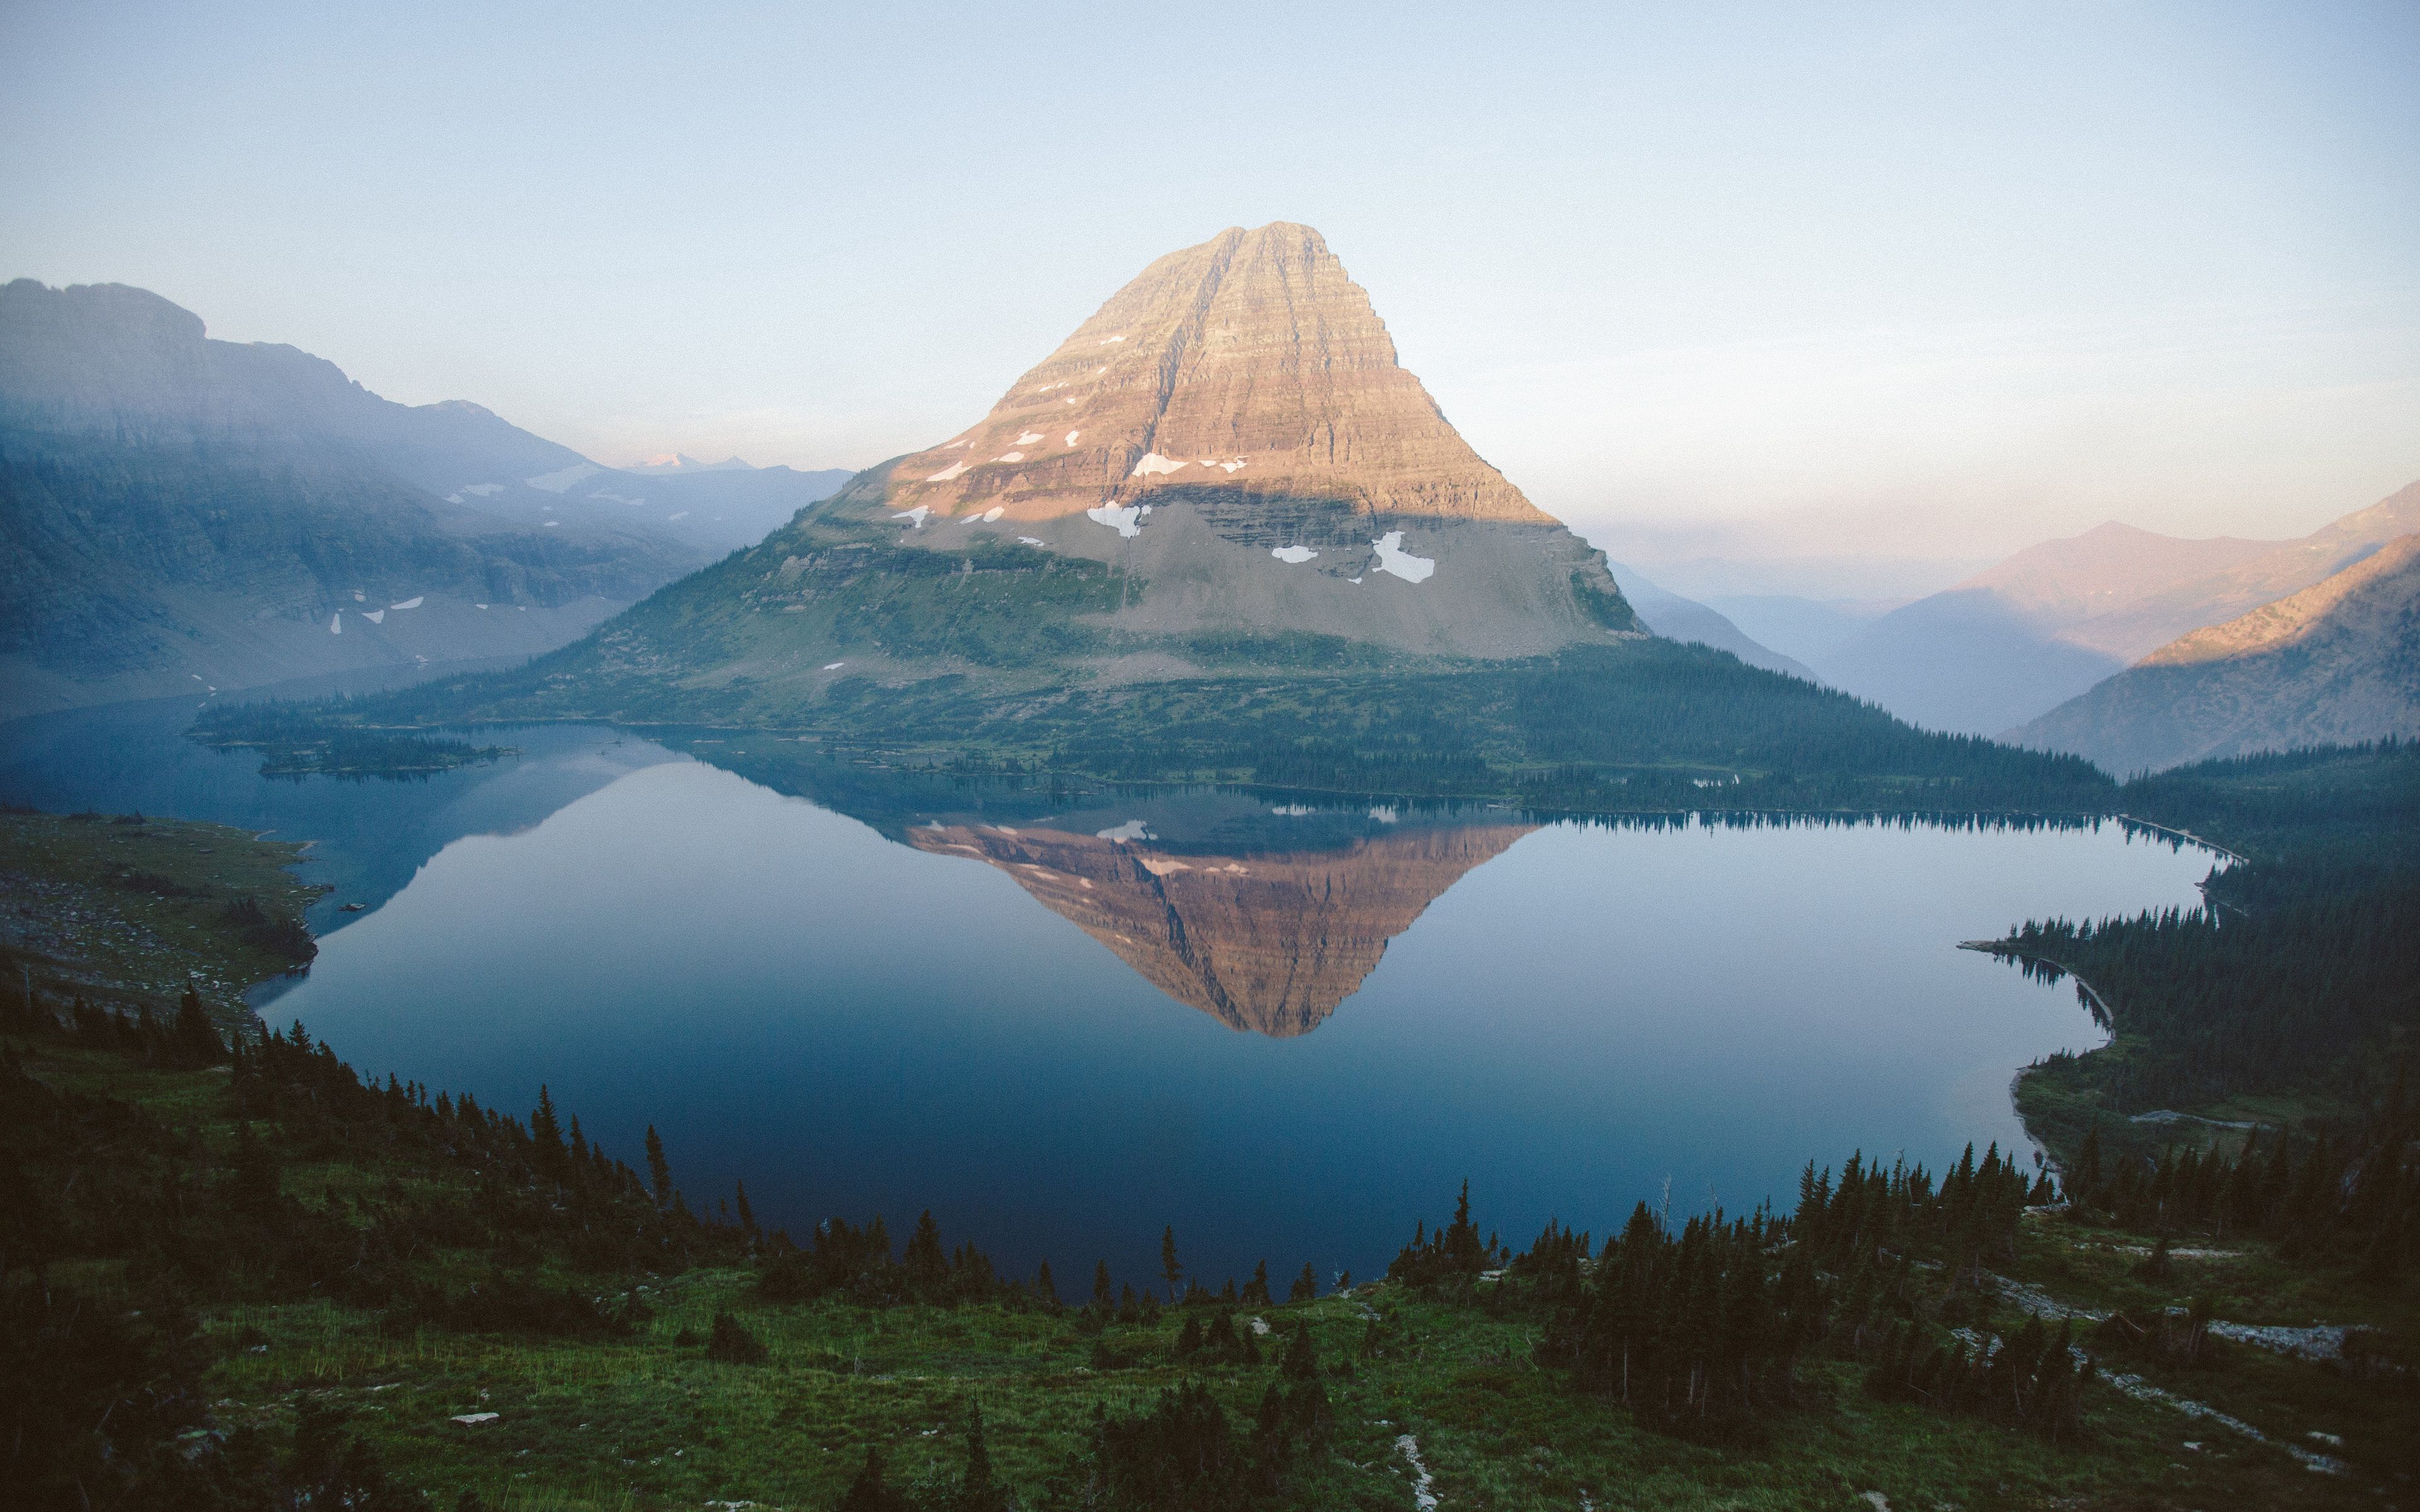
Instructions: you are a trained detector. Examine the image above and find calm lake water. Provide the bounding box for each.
[1,693,2220,1295]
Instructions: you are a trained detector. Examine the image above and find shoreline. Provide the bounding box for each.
[2113,811,2247,864]
[1964,937,2120,1171]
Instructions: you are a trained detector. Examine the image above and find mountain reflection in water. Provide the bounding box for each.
[908,820,1535,1036]
[3,702,2228,1288]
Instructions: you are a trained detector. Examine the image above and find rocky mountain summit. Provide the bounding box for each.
[547,222,1642,718]
[883,222,1549,528]
[2012,532,2420,771]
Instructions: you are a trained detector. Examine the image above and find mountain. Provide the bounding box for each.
[486,222,1640,720]
[0,280,848,718]
[1814,589,2133,736]
[2010,533,2420,772]
[629,452,756,474]
[911,818,1533,1036]
[1812,485,2420,733]
[360,227,2113,819]
[1607,563,1817,680]
[2058,483,2420,660]
[1955,522,2280,654]
[1698,593,1901,672]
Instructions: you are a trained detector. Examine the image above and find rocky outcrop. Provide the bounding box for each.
[909,820,1535,1035]
[2011,533,2420,772]
[875,224,1550,527]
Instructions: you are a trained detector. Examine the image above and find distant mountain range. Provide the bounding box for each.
[1606,564,1816,680]
[16,261,2397,778]
[2011,531,2420,771]
[628,452,760,475]
[1720,483,2420,735]
[0,280,848,718]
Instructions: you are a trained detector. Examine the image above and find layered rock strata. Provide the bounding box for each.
[878,222,1551,527]
[909,820,1536,1036]
[591,221,1648,706]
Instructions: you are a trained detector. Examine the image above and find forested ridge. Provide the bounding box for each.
[217,637,2118,816]
[1386,1154,2092,1446]
[1990,740,2419,1153]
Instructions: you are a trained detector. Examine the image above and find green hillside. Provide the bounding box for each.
[289,603,2117,818]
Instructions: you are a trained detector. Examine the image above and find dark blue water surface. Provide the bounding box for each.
[1,694,2219,1297]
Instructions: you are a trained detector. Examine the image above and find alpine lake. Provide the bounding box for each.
[0,686,2222,1296]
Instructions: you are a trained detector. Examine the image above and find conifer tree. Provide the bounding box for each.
[172,985,224,1066]
[904,1210,949,1302]
[1161,1226,1183,1302]
[705,1310,768,1365]
[957,1402,1005,1512]
[836,1446,907,1512]
[1280,1318,1318,1381]
[644,1125,672,1209]
[529,1087,568,1186]
[1244,1260,1271,1306]
[2070,1125,2102,1200]
[1093,1260,1114,1310]
[734,1179,758,1240]
[1290,1263,1317,1302]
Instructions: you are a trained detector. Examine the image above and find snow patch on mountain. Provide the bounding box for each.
[1372,532,1436,583]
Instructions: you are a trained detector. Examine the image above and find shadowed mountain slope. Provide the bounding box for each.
[1608,563,1823,682]
[2012,533,2420,772]
[0,280,848,718]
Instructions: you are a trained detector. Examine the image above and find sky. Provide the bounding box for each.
[4,1,2417,595]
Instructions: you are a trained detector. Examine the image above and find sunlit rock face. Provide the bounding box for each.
[909,820,1536,1036]
[2014,531,2420,771]
[786,222,1641,668]
[555,222,1643,710]
[876,222,1552,528]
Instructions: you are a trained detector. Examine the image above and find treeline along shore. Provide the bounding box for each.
[2,738,2416,1509]
[187,638,2121,814]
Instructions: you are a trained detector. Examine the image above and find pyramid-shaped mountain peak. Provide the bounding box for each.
[507,225,1644,718]
[885,221,1550,525]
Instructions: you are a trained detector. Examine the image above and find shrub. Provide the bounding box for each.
[705,1310,768,1364]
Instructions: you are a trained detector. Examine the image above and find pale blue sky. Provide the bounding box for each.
[4,1,2416,582]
